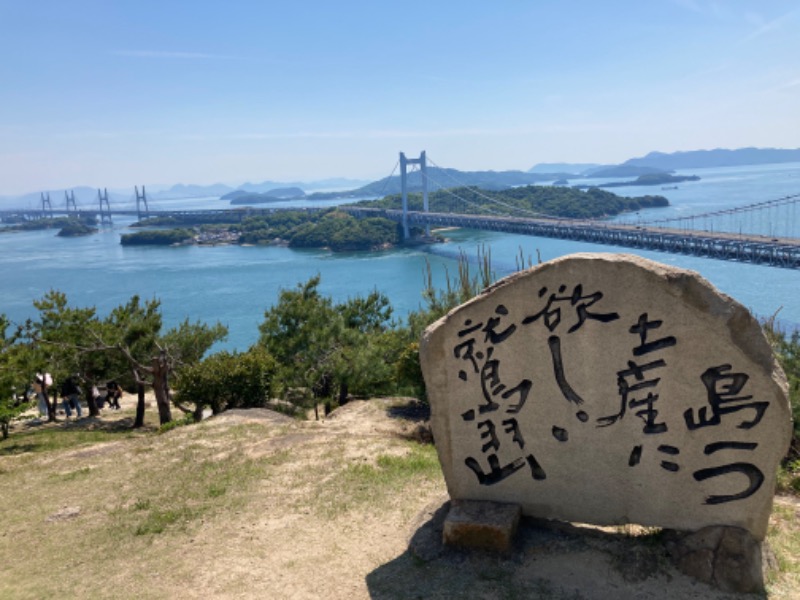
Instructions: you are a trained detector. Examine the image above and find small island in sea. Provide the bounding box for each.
[0,216,98,237]
[574,173,700,190]
[224,186,307,205]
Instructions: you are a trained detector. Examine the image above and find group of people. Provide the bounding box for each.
[33,372,123,420]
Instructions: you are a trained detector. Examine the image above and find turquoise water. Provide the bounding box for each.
[1,163,799,351]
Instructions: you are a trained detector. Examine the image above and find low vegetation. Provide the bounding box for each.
[120,228,194,245]
[0,215,98,235]
[763,314,800,492]
[57,218,98,237]
[127,209,402,251]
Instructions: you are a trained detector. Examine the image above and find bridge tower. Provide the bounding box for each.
[40,192,53,218]
[135,185,150,220]
[65,190,78,214]
[400,151,429,240]
[98,188,112,224]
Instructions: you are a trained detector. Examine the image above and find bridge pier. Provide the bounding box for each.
[40,192,53,219]
[65,190,77,214]
[135,186,149,221]
[98,188,112,224]
[400,151,429,240]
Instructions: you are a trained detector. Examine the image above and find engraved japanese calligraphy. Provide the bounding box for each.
[420,254,792,540]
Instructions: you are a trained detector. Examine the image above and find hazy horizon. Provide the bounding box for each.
[2,1,798,196]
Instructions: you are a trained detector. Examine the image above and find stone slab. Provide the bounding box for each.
[442,500,521,552]
[420,253,792,540]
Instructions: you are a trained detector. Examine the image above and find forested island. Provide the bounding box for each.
[121,210,402,252]
[225,186,307,205]
[0,216,97,236]
[360,184,669,219]
[121,185,669,251]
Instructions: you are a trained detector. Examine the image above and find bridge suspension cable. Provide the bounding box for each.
[419,168,509,216]
[424,155,573,220]
[375,159,400,198]
[635,192,800,239]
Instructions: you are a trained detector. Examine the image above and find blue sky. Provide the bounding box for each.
[1,0,798,195]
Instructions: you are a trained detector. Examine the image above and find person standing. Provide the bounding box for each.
[60,376,82,419]
[106,380,122,410]
[33,373,51,419]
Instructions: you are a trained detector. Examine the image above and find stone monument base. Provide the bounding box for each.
[442,500,521,553]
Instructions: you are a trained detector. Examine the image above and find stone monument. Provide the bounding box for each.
[420,254,792,548]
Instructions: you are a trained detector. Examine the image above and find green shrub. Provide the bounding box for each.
[120,229,194,246]
[174,347,277,419]
[763,319,799,444]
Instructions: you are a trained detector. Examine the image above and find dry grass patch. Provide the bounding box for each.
[767,500,800,596]
[2,399,798,600]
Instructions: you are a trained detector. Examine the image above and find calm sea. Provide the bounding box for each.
[1,162,799,351]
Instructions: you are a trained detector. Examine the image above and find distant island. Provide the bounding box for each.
[621,147,800,170]
[0,216,97,236]
[224,186,307,205]
[574,173,700,190]
[528,147,800,178]
[586,165,670,179]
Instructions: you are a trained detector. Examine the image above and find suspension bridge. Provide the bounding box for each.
[0,187,325,223]
[1,152,799,269]
[345,151,800,269]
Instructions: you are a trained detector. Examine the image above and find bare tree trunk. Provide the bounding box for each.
[152,352,172,425]
[86,387,99,417]
[134,382,146,428]
[338,382,349,406]
[48,386,57,422]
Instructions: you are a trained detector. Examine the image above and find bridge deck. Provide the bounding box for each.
[344,208,800,269]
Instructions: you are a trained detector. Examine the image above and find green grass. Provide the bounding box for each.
[134,506,197,536]
[776,460,800,494]
[315,442,441,517]
[53,466,93,481]
[112,436,271,538]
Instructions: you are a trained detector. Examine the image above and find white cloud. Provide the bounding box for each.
[740,8,799,43]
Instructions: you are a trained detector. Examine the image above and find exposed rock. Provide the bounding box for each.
[46,506,81,522]
[665,525,767,593]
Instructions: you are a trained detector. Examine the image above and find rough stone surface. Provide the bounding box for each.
[420,253,792,540]
[442,500,521,552]
[45,506,81,522]
[666,526,765,593]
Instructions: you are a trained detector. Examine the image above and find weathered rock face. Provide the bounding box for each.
[665,525,766,593]
[420,253,791,540]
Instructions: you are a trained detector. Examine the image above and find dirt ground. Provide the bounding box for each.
[1,395,796,599]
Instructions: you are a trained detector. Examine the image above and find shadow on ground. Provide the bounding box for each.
[365,499,753,600]
[1,414,151,456]
[385,399,430,423]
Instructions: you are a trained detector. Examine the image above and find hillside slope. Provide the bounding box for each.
[1,398,796,599]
